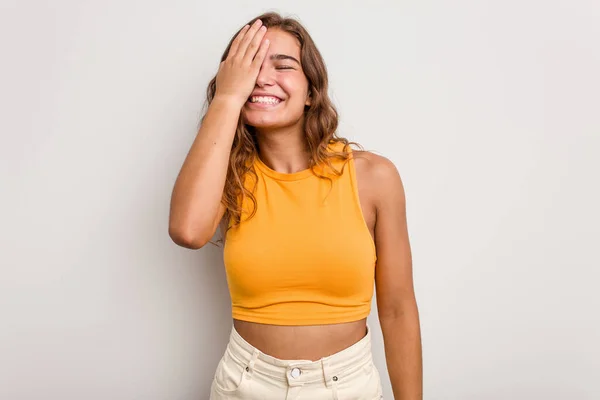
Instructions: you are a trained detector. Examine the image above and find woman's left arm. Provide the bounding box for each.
[370,156,422,400]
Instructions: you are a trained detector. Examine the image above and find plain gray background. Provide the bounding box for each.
[1,1,599,399]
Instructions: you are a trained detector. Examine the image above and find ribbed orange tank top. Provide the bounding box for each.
[223,141,377,325]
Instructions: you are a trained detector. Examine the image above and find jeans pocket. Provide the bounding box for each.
[333,360,382,400]
[212,349,250,396]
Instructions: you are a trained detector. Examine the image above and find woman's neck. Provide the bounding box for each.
[255,127,310,174]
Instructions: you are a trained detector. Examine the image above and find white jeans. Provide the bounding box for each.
[210,325,384,400]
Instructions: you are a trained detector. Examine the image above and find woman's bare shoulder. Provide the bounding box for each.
[352,150,400,182]
[352,150,403,203]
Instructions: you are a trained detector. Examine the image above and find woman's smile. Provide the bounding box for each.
[246,95,284,109]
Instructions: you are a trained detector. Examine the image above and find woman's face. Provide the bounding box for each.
[241,28,311,131]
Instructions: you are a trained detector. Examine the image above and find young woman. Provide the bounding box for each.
[169,12,422,400]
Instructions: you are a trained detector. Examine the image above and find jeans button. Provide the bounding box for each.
[290,367,301,378]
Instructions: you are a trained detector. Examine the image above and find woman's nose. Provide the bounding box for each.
[255,66,274,87]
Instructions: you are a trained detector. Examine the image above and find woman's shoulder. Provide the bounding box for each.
[352,150,399,178]
[352,150,403,197]
[325,141,402,187]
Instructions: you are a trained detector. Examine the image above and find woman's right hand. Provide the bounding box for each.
[214,19,271,107]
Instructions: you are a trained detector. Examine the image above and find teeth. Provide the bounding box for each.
[250,96,281,104]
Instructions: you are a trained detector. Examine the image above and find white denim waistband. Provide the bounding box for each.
[225,324,373,388]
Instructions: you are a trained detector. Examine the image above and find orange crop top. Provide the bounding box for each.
[223,141,377,325]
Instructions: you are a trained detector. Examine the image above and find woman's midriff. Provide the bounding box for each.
[232,318,368,361]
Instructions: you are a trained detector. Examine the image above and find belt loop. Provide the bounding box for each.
[322,357,332,388]
[322,356,340,395]
[246,348,259,377]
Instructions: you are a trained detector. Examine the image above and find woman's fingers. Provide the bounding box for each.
[226,24,250,60]
[251,37,270,70]
[243,25,267,63]
[234,19,263,62]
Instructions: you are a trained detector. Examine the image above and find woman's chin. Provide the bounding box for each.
[243,116,282,129]
[242,110,304,131]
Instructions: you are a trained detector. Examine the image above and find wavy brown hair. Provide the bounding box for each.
[202,12,361,233]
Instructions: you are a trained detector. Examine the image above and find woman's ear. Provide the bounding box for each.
[305,89,312,106]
